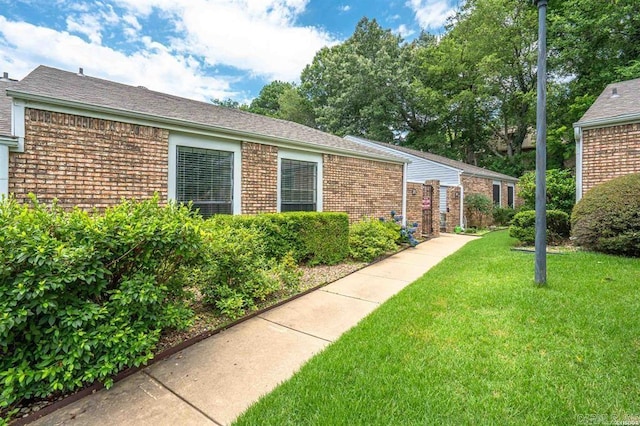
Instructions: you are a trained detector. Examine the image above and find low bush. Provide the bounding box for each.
[465,193,492,228]
[518,169,576,214]
[209,212,349,265]
[0,196,201,410]
[349,218,399,262]
[190,223,301,319]
[509,209,570,245]
[492,206,516,226]
[571,173,640,257]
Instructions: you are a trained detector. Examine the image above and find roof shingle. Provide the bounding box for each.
[0,80,17,136]
[7,66,405,162]
[576,78,640,125]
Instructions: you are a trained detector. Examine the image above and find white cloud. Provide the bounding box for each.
[0,15,237,101]
[339,5,351,12]
[406,0,457,31]
[0,0,339,100]
[394,24,415,38]
[66,14,104,44]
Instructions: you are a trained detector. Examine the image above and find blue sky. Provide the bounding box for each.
[0,0,461,103]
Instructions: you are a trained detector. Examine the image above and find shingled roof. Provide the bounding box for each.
[346,136,518,182]
[0,79,17,136]
[6,66,405,163]
[576,78,640,127]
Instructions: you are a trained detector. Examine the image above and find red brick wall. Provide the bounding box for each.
[406,182,423,230]
[445,186,461,232]
[461,175,497,228]
[241,142,278,214]
[8,109,168,209]
[323,154,403,222]
[582,123,640,196]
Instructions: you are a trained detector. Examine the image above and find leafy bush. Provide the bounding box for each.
[0,196,200,410]
[509,209,570,245]
[492,206,516,226]
[518,169,576,214]
[571,173,640,257]
[210,212,349,265]
[192,223,301,319]
[349,217,399,262]
[384,211,419,247]
[465,193,492,228]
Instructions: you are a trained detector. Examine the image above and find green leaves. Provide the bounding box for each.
[0,196,199,412]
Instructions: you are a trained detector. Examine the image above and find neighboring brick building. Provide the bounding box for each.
[346,136,519,233]
[1,66,408,223]
[574,78,640,200]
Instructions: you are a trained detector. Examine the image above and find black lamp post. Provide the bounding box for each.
[534,0,548,285]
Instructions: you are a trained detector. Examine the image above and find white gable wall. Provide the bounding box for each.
[344,136,461,186]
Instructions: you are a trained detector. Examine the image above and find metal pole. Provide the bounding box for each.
[534,0,547,285]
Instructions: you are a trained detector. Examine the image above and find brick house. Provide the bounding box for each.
[574,77,640,201]
[345,136,519,233]
[1,66,410,223]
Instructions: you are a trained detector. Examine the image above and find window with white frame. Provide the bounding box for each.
[278,151,322,213]
[507,184,515,208]
[280,158,317,212]
[176,146,233,217]
[493,181,501,206]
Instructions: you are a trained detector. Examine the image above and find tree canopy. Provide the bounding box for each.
[246,2,640,177]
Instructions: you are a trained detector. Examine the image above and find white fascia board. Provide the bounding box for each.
[573,113,640,130]
[346,136,460,173]
[7,92,405,165]
[575,127,583,202]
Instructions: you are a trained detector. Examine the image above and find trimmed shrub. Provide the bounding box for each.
[191,223,301,319]
[209,212,349,265]
[518,169,576,214]
[509,209,570,245]
[571,173,640,257]
[0,196,200,410]
[492,206,516,226]
[349,218,399,262]
[464,193,492,228]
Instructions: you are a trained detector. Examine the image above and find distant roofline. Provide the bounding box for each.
[346,135,518,181]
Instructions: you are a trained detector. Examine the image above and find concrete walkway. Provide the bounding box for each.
[32,233,477,426]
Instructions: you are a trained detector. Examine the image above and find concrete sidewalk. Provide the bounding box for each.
[32,233,477,426]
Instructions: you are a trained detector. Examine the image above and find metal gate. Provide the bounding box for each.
[422,183,434,237]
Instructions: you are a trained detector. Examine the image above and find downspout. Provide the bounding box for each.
[574,126,583,202]
[0,144,8,197]
[401,162,408,226]
[458,184,464,229]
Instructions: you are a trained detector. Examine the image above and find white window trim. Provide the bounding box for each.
[168,133,242,214]
[277,149,323,213]
[493,180,502,207]
[507,183,515,208]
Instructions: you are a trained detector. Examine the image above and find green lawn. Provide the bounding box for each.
[234,231,640,425]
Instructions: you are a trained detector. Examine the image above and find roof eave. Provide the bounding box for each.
[574,112,640,130]
[7,90,407,165]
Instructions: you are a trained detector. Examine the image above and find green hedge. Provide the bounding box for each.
[571,173,640,257]
[0,196,201,410]
[209,212,349,265]
[509,209,570,245]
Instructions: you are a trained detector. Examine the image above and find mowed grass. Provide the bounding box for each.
[235,231,640,425]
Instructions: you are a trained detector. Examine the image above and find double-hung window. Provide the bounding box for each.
[507,184,515,208]
[176,146,233,217]
[493,181,501,206]
[280,158,317,212]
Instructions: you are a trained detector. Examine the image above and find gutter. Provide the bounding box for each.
[7,91,408,166]
[574,112,640,130]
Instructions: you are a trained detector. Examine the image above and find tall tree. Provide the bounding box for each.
[247,80,315,127]
[301,18,409,141]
